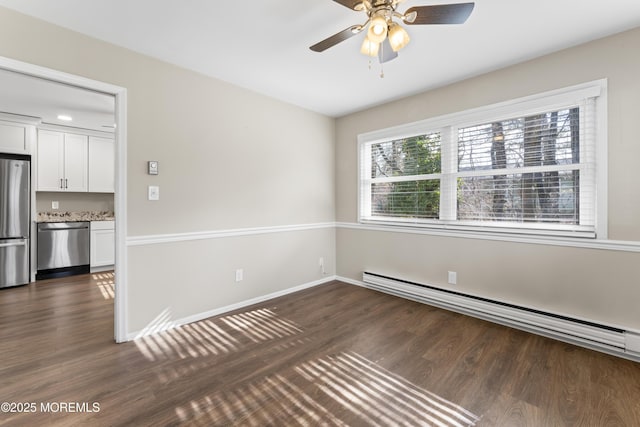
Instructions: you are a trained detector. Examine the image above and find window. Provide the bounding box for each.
[359,81,606,238]
[368,132,441,219]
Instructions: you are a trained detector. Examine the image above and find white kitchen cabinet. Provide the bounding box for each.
[0,120,29,154]
[36,130,64,191]
[88,136,114,193]
[63,133,89,192]
[37,130,88,192]
[91,221,115,268]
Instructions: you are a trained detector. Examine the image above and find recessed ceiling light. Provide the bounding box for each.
[57,114,73,121]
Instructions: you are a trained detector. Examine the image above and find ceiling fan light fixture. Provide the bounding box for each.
[309,1,476,74]
[388,23,410,52]
[367,15,388,43]
[360,37,380,57]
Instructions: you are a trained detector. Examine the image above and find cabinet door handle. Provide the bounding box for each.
[60,178,64,189]
[65,178,68,189]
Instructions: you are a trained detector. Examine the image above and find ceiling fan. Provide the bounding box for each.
[310,0,475,64]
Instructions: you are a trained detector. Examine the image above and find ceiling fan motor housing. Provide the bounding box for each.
[369,0,396,9]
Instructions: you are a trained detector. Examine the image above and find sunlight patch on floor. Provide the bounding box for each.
[173,351,479,426]
[93,272,115,300]
[175,374,349,426]
[134,308,303,362]
[296,352,480,426]
[220,308,303,343]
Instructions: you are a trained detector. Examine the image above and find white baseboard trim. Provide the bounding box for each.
[336,274,640,363]
[127,222,336,247]
[90,265,114,273]
[336,275,366,288]
[127,275,337,341]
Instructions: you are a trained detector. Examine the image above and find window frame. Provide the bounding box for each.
[357,80,608,239]
[361,131,444,223]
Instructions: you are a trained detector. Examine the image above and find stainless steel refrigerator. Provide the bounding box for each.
[0,154,30,288]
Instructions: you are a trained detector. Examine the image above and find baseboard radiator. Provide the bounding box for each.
[362,272,640,362]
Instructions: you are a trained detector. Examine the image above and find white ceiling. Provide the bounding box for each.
[0,0,640,118]
[0,68,115,131]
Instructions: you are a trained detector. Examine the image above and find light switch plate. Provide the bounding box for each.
[148,161,159,175]
[148,185,160,201]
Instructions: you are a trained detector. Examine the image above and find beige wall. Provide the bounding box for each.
[337,228,640,328]
[125,68,335,236]
[0,7,336,335]
[36,192,114,213]
[336,27,640,330]
[128,228,335,332]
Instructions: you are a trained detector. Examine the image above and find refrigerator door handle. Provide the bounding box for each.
[0,241,26,248]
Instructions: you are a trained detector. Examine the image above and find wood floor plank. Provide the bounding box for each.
[1,275,640,426]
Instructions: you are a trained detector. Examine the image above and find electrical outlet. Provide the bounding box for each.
[319,257,326,275]
[235,269,243,282]
[448,271,457,285]
[51,201,59,210]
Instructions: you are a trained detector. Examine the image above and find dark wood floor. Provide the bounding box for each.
[1,275,640,426]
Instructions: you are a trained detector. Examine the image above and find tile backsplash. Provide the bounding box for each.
[36,192,114,214]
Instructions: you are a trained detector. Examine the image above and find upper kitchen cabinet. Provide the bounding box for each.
[0,120,31,154]
[37,130,88,192]
[88,136,114,193]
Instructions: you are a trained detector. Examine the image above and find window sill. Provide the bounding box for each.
[338,221,640,253]
[359,217,596,239]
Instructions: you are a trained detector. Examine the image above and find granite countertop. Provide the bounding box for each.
[37,211,115,223]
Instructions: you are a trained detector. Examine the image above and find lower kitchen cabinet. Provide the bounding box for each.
[91,221,115,269]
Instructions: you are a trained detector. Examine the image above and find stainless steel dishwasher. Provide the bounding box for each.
[37,222,90,280]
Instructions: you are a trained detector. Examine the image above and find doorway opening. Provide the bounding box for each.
[0,56,127,342]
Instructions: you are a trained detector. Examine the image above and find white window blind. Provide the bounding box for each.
[455,103,595,231]
[361,132,441,221]
[358,81,604,237]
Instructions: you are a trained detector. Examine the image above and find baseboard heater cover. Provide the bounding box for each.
[362,272,640,361]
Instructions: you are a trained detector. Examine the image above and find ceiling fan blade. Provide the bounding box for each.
[404,3,475,25]
[378,38,398,63]
[331,0,364,10]
[310,25,363,52]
